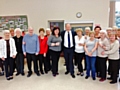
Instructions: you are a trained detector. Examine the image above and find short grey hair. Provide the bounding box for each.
[3,30,10,34]
[14,28,22,33]
[85,27,91,31]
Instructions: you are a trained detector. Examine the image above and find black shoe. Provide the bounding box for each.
[65,71,69,75]
[110,81,117,84]
[92,77,96,80]
[53,74,56,77]
[85,76,89,79]
[56,72,59,75]
[27,73,32,77]
[41,71,44,75]
[0,72,4,76]
[80,72,84,76]
[77,72,80,76]
[21,72,25,76]
[9,77,13,80]
[36,73,40,76]
[71,74,75,78]
[45,71,48,74]
[107,77,112,80]
[16,73,20,76]
[6,77,10,81]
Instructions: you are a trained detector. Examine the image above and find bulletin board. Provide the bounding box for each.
[0,15,28,32]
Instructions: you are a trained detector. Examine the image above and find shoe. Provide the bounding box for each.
[16,73,20,76]
[56,72,59,75]
[53,74,56,77]
[6,77,10,81]
[45,71,48,74]
[21,72,25,76]
[65,71,69,75]
[92,77,96,80]
[99,78,106,82]
[0,72,4,76]
[41,71,44,75]
[27,73,32,77]
[36,73,40,76]
[107,77,112,80]
[110,81,117,84]
[9,76,13,80]
[85,76,89,79]
[71,74,75,78]
[80,72,84,76]
[77,72,80,76]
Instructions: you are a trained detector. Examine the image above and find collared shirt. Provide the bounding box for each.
[64,30,73,48]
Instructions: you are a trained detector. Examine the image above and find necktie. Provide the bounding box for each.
[68,31,70,48]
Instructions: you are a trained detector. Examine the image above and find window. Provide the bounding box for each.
[115,2,120,28]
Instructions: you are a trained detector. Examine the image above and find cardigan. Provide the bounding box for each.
[38,36,48,54]
[0,38,17,58]
[104,40,119,60]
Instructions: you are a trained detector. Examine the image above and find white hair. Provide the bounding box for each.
[14,28,22,33]
[112,26,118,29]
[85,27,91,30]
[46,28,51,31]
[100,30,107,35]
[106,27,112,30]
[3,30,10,34]
[28,27,33,31]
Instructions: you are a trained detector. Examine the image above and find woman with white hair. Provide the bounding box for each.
[102,32,119,84]
[0,30,17,80]
[97,30,110,82]
[13,28,24,76]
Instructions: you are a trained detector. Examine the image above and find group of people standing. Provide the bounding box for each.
[0,23,120,84]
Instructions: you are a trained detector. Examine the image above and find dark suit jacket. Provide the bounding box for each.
[61,30,76,52]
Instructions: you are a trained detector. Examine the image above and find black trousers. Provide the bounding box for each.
[63,47,74,75]
[75,52,84,72]
[96,56,100,75]
[26,53,39,74]
[4,57,14,77]
[109,59,119,82]
[46,49,51,71]
[74,54,77,66]
[49,50,60,75]
[38,54,47,73]
[108,60,111,75]
[16,53,24,74]
[98,56,107,79]
[0,59,4,71]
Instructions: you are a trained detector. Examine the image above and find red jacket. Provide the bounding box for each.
[38,36,48,54]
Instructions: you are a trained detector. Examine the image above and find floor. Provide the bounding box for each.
[0,57,119,90]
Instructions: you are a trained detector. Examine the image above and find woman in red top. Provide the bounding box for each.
[38,28,48,74]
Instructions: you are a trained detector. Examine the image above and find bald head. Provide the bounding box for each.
[28,27,34,35]
[65,23,71,31]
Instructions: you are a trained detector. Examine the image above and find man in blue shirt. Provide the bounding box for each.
[22,27,40,77]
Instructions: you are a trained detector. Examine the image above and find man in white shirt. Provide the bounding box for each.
[61,23,76,78]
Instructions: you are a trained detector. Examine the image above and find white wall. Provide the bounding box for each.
[0,0,109,34]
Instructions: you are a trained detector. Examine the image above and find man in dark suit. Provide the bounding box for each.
[61,23,76,78]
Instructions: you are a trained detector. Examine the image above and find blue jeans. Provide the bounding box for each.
[86,55,96,78]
